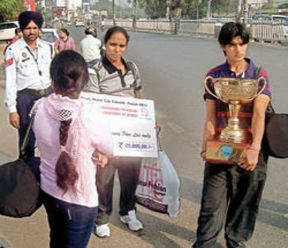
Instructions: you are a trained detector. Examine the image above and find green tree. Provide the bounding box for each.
[169,0,185,19]
[0,0,23,22]
[211,0,234,16]
[1,0,23,20]
[182,0,207,19]
[279,3,288,9]
[138,0,167,19]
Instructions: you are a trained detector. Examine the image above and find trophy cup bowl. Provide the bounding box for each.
[203,76,267,163]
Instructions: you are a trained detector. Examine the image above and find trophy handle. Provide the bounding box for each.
[203,76,226,102]
[254,76,267,98]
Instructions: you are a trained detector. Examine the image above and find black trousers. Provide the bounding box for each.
[95,157,142,225]
[16,92,43,159]
[193,150,268,248]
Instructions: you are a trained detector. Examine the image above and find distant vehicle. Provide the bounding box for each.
[252,14,288,37]
[44,22,53,28]
[87,20,98,27]
[41,28,59,44]
[252,14,288,23]
[75,21,85,27]
[0,21,19,42]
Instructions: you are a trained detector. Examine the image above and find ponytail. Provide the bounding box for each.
[55,119,78,194]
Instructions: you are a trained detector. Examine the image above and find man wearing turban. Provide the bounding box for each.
[4,11,54,160]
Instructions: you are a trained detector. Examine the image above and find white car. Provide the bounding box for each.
[41,28,59,44]
[0,21,19,41]
[75,21,85,27]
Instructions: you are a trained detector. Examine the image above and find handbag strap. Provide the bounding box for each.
[255,66,275,114]
[20,111,36,158]
[20,99,41,158]
[267,101,275,114]
[157,133,163,152]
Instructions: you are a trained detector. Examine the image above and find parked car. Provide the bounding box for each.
[41,28,59,44]
[75,21,85,27]
[0,21,19,42]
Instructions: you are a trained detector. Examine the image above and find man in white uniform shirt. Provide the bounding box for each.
[4,11,53,160]
[80,25,102,64]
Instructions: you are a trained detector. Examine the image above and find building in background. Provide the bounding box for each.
[83,0,90,13]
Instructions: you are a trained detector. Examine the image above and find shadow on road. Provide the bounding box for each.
[181,175,288,233]
[113,210,224,248]
[258,199,288,231]
[180,176,203,204]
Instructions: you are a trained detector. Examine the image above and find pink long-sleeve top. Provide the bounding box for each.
[33,93,113,207]
[55,36,75,52]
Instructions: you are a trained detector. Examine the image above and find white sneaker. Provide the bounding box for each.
[94,224,110,238]
[120,210,143,231]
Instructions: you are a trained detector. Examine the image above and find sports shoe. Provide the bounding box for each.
[94,224,110,238]
[120,210,143,231]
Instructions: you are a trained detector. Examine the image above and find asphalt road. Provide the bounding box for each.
[0,28,287,248]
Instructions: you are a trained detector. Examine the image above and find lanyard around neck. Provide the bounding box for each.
[26,46,42,76]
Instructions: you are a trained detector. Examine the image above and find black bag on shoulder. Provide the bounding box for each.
[0,112,42,218]
[265,103,288,159]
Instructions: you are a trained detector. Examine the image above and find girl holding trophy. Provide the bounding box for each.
[193,22,271,248]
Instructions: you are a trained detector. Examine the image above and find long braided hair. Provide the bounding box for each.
[50,50,89,193]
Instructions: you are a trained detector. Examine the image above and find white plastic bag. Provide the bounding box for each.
[135,150,180,217]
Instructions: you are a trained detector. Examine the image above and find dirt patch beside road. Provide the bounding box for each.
[0,43,6,86]
[0,43,6,60]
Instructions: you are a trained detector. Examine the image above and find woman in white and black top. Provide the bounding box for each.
[86,26,144,238]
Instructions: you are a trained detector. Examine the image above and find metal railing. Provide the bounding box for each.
[104,19,288,44]
[179,20,215,36]
[251,21,287,42]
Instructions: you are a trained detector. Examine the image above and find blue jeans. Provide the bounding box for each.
[43,192,98,248]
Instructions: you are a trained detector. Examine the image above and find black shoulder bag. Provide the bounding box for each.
[253,66,288,159]
[0,111,42,218]
[265,103,288,158]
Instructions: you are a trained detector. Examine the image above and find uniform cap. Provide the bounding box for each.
[18,11,44,31]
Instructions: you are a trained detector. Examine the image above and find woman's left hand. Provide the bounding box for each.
[92,151,109,167]
[238,148,259,171]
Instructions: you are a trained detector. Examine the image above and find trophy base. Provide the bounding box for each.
[205,139,251,164]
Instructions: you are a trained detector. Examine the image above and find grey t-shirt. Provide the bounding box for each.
[87,56,142,98]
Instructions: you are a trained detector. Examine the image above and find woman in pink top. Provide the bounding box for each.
[33,50,113,248]
[54,28,75,54]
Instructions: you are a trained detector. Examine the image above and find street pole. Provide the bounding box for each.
[207,0,212,19]
[132,0,137,30]
[112,0,116,25]
[120,0,122,19]
[133,0,137,20]
[236,0,243,22]
[196,0,200,20]
[243,0,248,24]
[166,0,171,20]
[66,0,70,21]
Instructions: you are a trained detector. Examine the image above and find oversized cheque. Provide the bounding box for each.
[81,92,158,158]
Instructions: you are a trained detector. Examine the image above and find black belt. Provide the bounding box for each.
[18,86,52,97]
